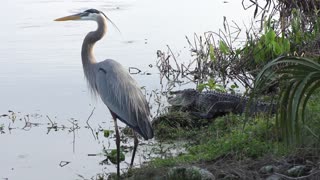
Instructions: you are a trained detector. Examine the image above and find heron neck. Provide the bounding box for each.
[81,17,107,71]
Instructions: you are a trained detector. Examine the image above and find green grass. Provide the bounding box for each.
[150,114,289,168]
[153,111,209,141]
[146,93,320,172]
[126,98,320,179]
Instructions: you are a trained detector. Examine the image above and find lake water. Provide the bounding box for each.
[0,0,253,179]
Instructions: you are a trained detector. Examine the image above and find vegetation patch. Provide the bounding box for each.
[152,111,210,141]
[124,111,320,179]
[149,114,286,167]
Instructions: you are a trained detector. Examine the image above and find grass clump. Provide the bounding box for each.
[152,111,209,141]
[149,114,288,168]
[141,94,320,177]
[188,116,287,160]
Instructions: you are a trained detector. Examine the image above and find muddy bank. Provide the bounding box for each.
[120,109,320,180]
[123,154,320,180]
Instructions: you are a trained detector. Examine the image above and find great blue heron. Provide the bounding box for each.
[54,9,154,176]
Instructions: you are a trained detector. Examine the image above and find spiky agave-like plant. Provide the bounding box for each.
[254,56,320,144]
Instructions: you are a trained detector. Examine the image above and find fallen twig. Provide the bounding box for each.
[86,107,97,140]
[274,170,320,180]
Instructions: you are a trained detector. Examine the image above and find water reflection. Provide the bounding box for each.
[0,109,186,179]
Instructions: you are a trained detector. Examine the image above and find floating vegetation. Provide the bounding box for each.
[103,129,113,138]
[103,148,125,164]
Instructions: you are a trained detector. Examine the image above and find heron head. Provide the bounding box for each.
[54,9,121,33]
[54,9,105,21]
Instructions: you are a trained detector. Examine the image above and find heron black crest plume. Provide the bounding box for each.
[85,8,121,34]
[101,11,121,34]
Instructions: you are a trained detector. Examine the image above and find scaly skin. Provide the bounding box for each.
[168,89,276,118]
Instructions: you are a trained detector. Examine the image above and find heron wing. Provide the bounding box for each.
[95,59,153,140]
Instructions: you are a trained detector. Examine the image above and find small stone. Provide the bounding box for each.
[287,165,306,177]
[259,165,279,174]
[167,166,215,180]
[222,173,239,180]
[266,174,282,180]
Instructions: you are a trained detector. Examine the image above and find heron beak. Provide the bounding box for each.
[54,14,82,21]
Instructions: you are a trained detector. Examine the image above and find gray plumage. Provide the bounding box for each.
[95,60,154,139]
[55,9,153,176]
[80,12,153,140]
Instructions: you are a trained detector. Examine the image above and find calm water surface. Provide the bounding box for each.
[0,0,253,179]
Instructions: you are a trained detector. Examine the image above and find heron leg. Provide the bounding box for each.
[130,132,139,167]
[111,113,120,177]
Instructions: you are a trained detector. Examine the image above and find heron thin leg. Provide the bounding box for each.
[112,115,120,177]
[130,132,139,167]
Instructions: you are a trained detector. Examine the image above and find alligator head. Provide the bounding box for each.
[167,89,199,107]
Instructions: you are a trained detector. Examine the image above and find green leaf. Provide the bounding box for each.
[254,56,320,144]
[231,84,239,89]
[197,84,206,92]
[219,41,229,55]
[235,48,242,57]
[207,79,216,89]
[107,149,125,164]
[282,38,290,52]
[209,44,216,62]
[103,130,113,138]
[272,42,282,55]
[266,29,276,43]
[214,84,227,92]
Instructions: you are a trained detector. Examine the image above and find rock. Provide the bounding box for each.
[287,165,306,177]
[167,166,215,180]
[221,174,240,180]
[266,174,282,180]
[124,167,168,180]
[259,165,279,174]
[123,166,214,180]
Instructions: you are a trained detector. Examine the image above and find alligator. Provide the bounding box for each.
[167,89,276,119]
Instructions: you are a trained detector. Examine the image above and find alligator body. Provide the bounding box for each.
[167,89,276,119]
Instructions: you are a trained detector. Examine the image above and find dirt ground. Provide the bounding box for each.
[126,153,320,180]
[196,153,320,179]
